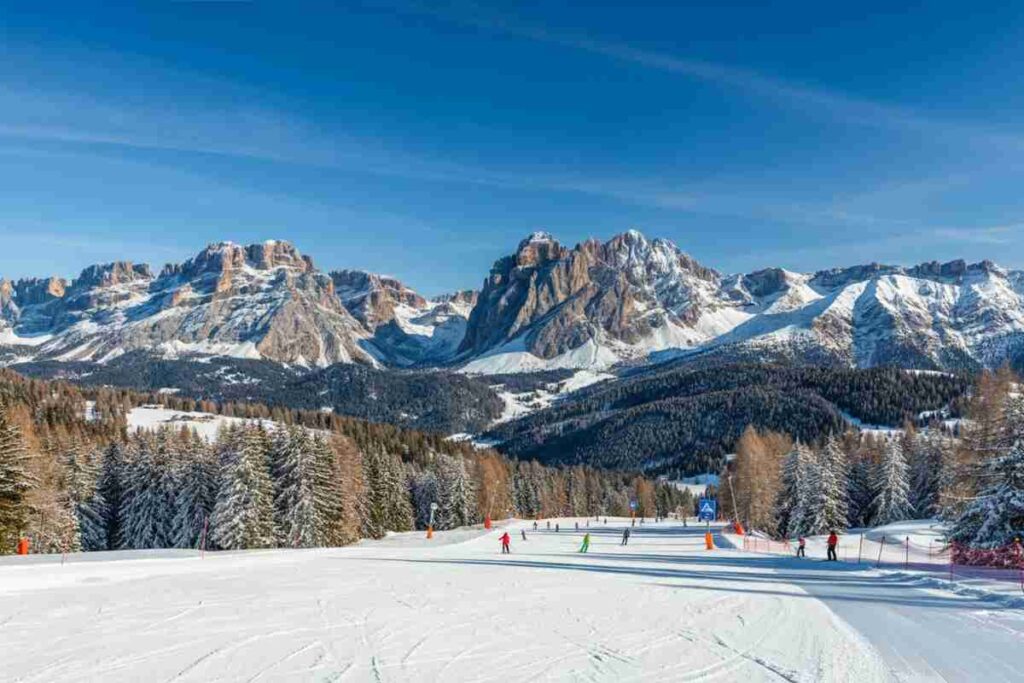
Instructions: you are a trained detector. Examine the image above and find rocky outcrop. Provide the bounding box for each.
[332,270,428,330]
[459,229,731,361]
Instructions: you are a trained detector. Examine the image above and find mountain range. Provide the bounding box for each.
[3,230,1024,374]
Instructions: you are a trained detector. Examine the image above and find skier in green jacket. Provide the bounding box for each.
[579,533,591,553]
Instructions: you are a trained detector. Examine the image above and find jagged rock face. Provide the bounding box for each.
[459,230,734,362]
[0,241,375,366]
[332,270,428,330]
[331,270,475,366]
[4,230,1024,374]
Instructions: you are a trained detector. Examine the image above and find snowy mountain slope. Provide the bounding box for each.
[332,269,475,366]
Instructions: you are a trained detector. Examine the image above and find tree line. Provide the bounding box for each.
[721,365,1024,552]
[0,370,688,554]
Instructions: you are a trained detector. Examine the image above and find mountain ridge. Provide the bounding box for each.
[3,231,1023,374]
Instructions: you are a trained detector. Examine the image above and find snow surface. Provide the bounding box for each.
[4,518,1021,681]
[492,369,615,423]
[126,406,271,441]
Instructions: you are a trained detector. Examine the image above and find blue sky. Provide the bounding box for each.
[2,1,1024,295]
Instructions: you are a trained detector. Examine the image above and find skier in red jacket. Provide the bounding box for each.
[826,531,839,561]
[500,532,511,554]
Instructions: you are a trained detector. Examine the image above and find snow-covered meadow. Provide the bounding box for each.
[3,518,1023,681]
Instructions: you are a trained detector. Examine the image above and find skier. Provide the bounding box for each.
[796,536,806,558]
[555,523,560,532]
[826,531,838,561]
[500,532,511,554]
[621,528,631,546]
[579,533,591,553]
[546,521,551,530]
[521,529,527,541]
[586,520,590,528]
[533,521,538,531]
[631,517,636,528]
[575,522,579,531]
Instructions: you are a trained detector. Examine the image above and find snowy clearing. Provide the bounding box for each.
[125,405,263,441]
[3,519,1022,681]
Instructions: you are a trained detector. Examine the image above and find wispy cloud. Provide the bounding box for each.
[419,4,1024,151]
[933,223,1024,245]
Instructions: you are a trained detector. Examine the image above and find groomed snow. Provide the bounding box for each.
[5,518,1022,680]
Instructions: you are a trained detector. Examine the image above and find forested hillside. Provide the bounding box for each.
[0,369,685,555]
[13,352,505,434]
[486,364,970,474]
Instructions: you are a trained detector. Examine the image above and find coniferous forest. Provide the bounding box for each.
[0,369,688,555]
[487,363,970,474]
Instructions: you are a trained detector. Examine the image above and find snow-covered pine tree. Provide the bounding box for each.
[513,461,539,519]
[871,437,912,526]
[775,442,812,538]
[802,435,849,535]
[120,434,165,549]
[171,433,216,549]
[410,468,438,529]
[435,453,473,530]
[0,402,34,552]
[908,430,949,519]
[362,448,414,538]
[271,425,322,548]
[97,441,128,549]
[63,442,109,551]
[210,425,276,550]
[311,434,346,546]
[949,442,1024,548]
[846,455,874,527]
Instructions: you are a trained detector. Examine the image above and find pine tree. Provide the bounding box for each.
[872,438,911,525]
[362,448,414,538]
[210,425,276,550]
[272,426,322,548]
[312,434,346,546]
[171,435,216,549]
[435,453,473,530]
[908,430,948,518]
[775,442,812,538]
[949,442,1024,548]
[121,434,169,549]
[802,435,849,535]
[410,468,439,529]
[0,403,34,553]
[63,443,109,551]
[846,455,874,527]
[97,442,127,549]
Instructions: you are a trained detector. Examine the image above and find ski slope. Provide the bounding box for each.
[1,519,1021,681]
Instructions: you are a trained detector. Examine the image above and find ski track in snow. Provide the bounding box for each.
[2,519,1023,681]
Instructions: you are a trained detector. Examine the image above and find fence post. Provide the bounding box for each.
[876,536,886,568]
[858,534,864,564]
[905,536,910,570]
[949,543,955,586]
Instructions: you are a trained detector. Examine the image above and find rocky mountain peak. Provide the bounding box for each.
[72,262,153,291]
[13,277,67,306]
[515,231,565,267]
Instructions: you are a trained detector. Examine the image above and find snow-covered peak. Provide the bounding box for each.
[524,230,555,244]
